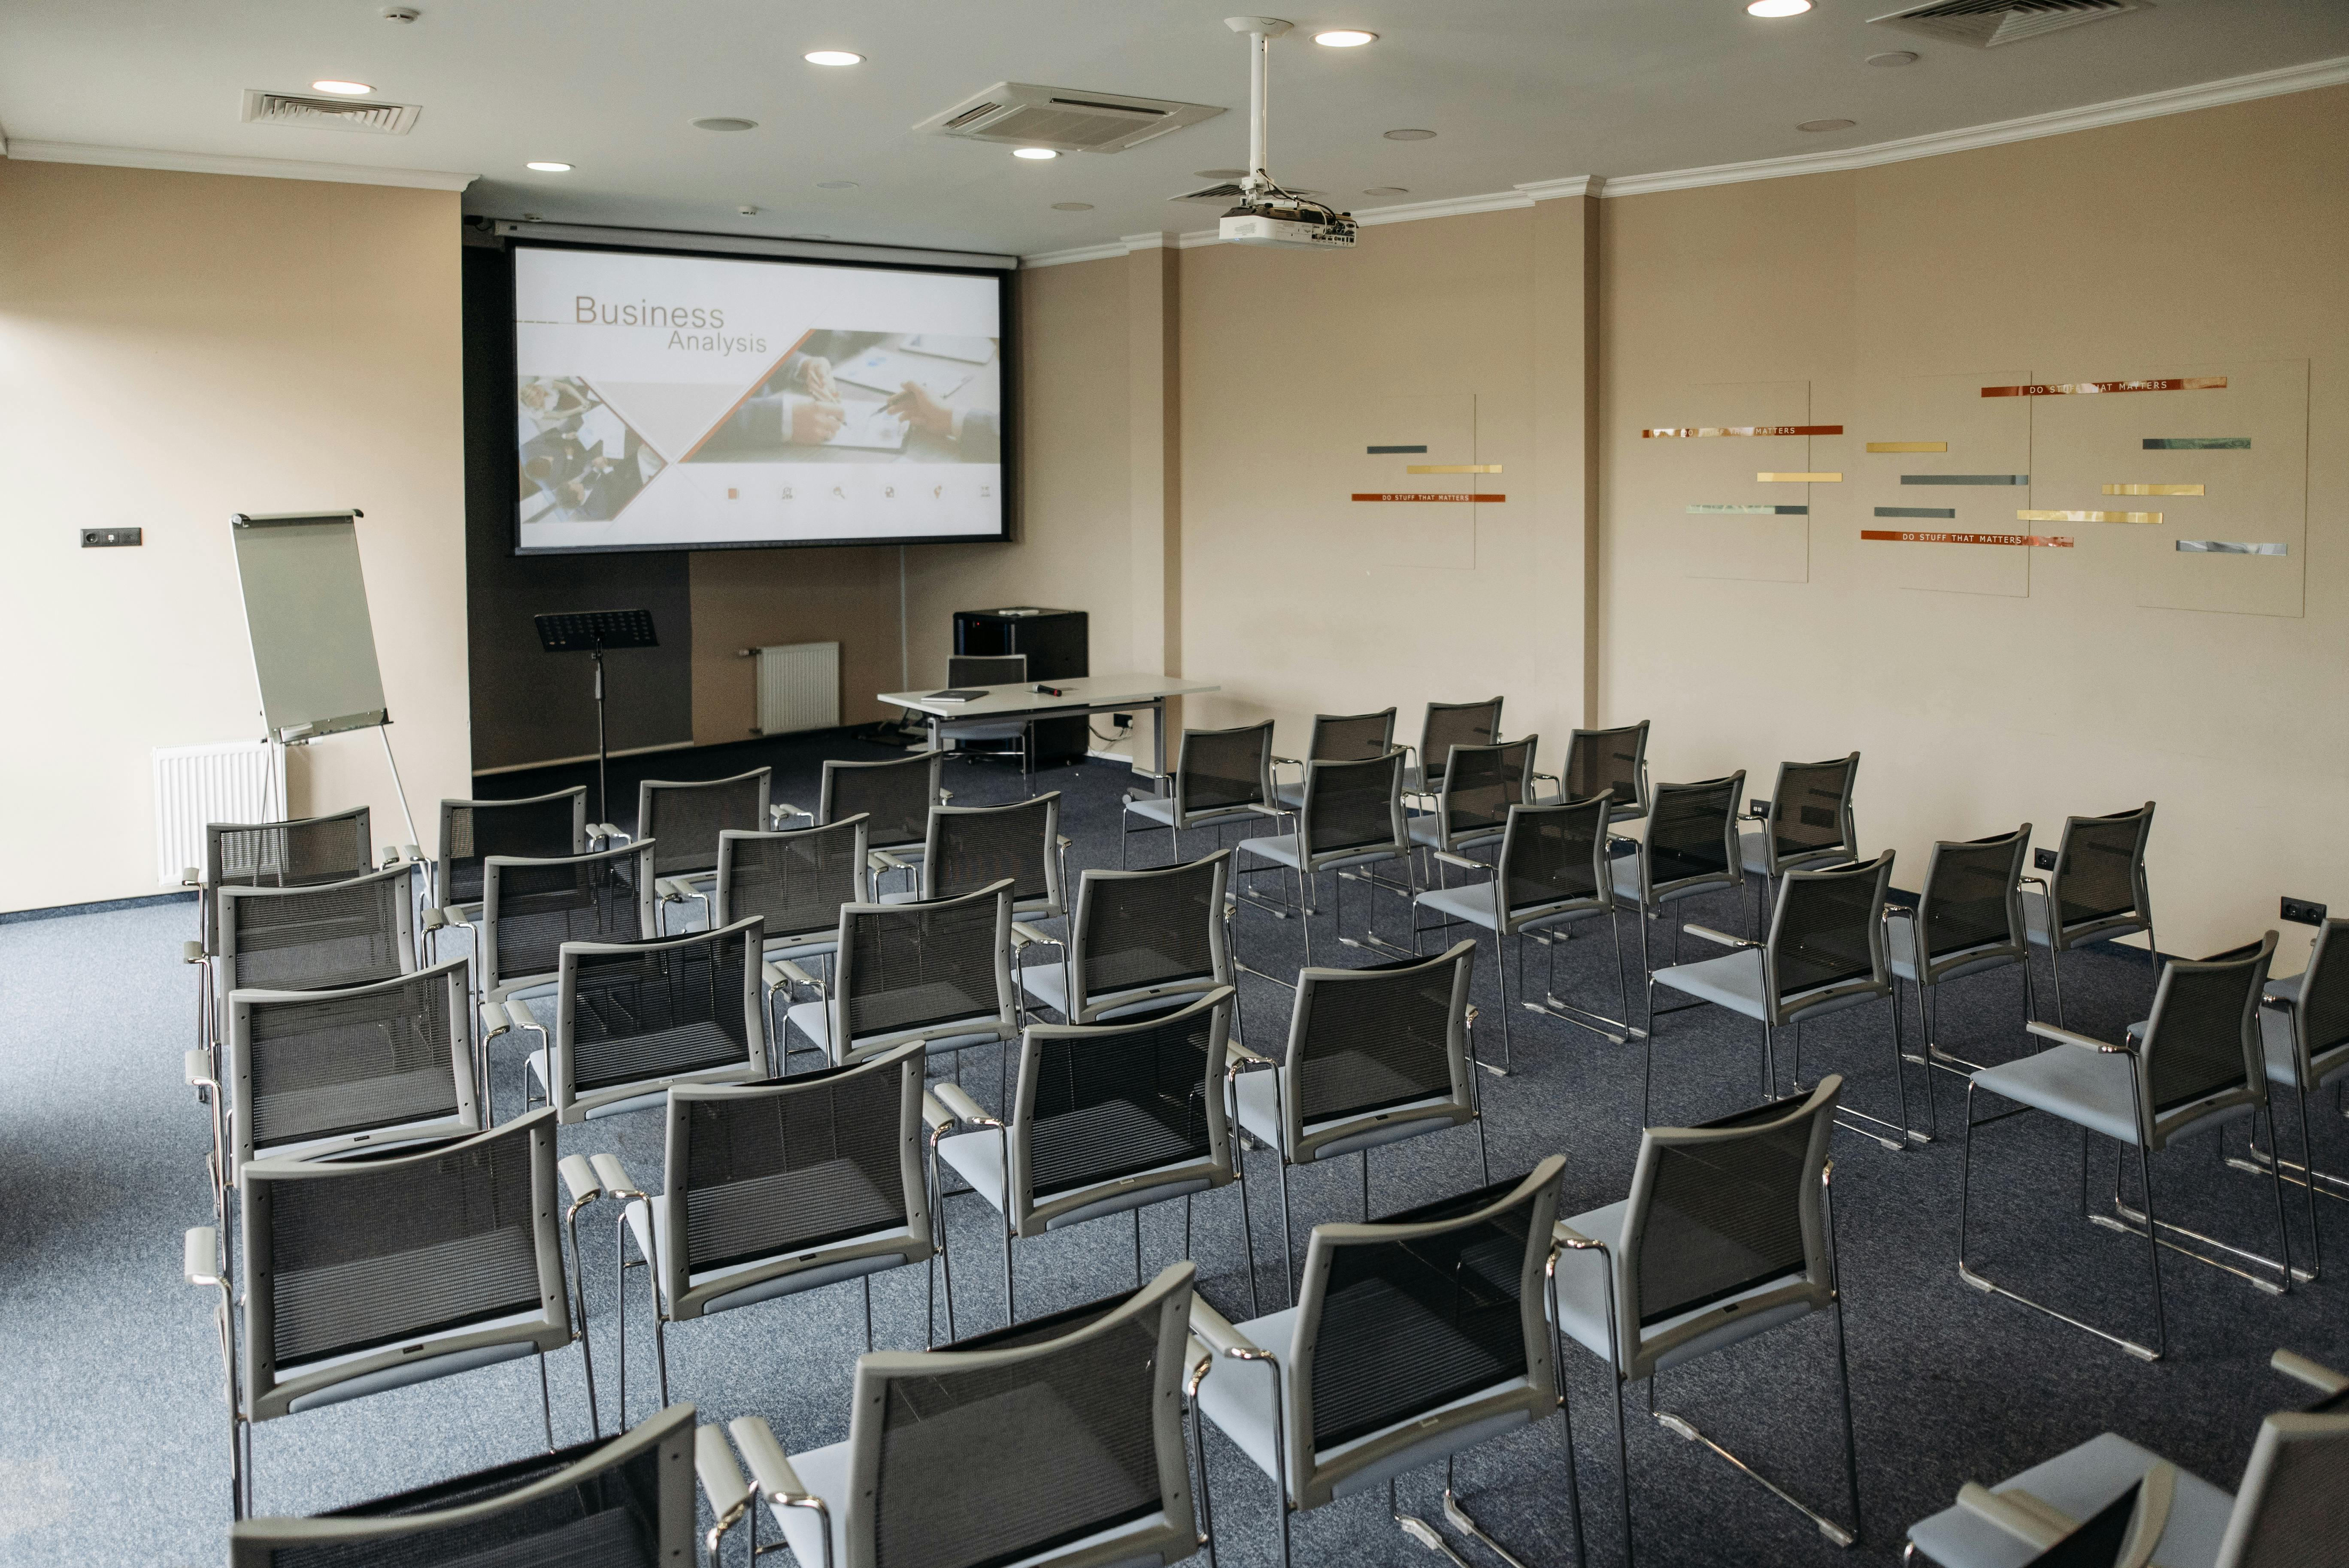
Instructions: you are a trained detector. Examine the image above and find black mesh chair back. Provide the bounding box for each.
[1298,750,1406,866]
[2136,933,2275,1137]
[1563,721,1651,820]
[948,654,1027,687]
[2219,1397,2349,1568]
[717,816,867,947]
[1067,852,1231,1021]
[1500,795,1611,922]
[239,1110,570,1421]
[831,881,1014,1060]
[1176,720,1275,818]
[1765,853,1894,1022]
[551,917,765,1120]
[227,1403,696,1568]
[230,956,476,1169]
[437,789,585,909]
[1308,707,1397,762]
[220,864,415,996]
[1762,754,1860,867]
[1638,774,1747,899]
[638,769,770,881]
[206,809,375,952]
[2287,917,2349,1086]
[1011,990,1233,1230]
[1415,698,1504,789]
[1916,827,2032,975]
[481,842,652,1002]
[924,794,1062,911]
[849,1263,1200,1568]
[821,752,944,854]
[1282,941,1474,1150]
[1616,1077,1840,1378]
[661,1040,931,1317]
[2052,803,2155,936]
[1438,737,1536,847]
[1291,1160,1563,1493]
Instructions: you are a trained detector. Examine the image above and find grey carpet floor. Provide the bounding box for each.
[4,739,2345,1567]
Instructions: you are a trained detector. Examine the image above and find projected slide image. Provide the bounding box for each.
[687,330,1000,464]
[517,376,668,524]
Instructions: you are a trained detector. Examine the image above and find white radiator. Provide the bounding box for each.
[153,740,285,886]
[749,642,841,736]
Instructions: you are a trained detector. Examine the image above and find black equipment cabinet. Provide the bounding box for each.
[953,606,1090,766]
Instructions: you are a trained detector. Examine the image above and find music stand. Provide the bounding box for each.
[534,609,658,824]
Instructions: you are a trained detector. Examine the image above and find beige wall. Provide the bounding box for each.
[688,545,902,744]
[0,160,468,913]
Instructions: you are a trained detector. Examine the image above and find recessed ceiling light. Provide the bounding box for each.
[803,49,864,66]
[1866,50,1919,66]
[1362,186,1409,196]
[816,179,859,189]
[1796,118,1856,132]
[1051,201,1094,211]
[310,80,373,96]
[1382,128,1436,141]
[1313,29,1377,46]
[691,117,759,133]
[1013,147,1058,160]
[1747,0,1811,15]
[524,161,573,173]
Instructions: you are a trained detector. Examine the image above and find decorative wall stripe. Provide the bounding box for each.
[2018,509,2162,524]
[2177,540,2286,555]
[1863,530,2073,548]
[1867,442,1946,453]
[2144,437,2249,450]
[2103,483,2204,496]
[1874,506,1957,519]
[1687,504,1808,514]
[1982,377,2226,398]
[1903,474,2028,485]
[1367,445,1427,454]
[1757,472,1840,482]
[1408,464,1501,474]
[1642,425,1842,438]
[1352,492,1505,502]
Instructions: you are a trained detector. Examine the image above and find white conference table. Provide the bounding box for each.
[877,673,1222,778]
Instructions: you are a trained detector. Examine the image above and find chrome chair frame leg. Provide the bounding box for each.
[1534,911,1644,1045]
[2103,1111,2304,1289]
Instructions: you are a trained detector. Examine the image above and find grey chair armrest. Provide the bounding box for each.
[1011,920,1062,950]
[589,1151,642,1199]
[763,957,816,992]
[591,823,627,844]
[655,878,696,904]
[869,849,912,872]
[436,906,474,931]
[421,907,448,933]
[1552,1222,1610,1253]
[1434,850,1486,871]
[728,1415,813,1504]
[182,867,203,888]
[1955,1483,2070,1551]
[2026,1020,2130,1054]
[1270,755,1301,768]
[558,1155,601,1206]
[506,998,542,1034]
[185,1227,223,1286]
[1187,1298,1261,1359]
[1684,924,1756,949]
[1225,1039,1275,1070]
[697,1425,753,1520]
[184,1049,215,1091]
[479,1002,510,1041]
[932,1082,995,1127]
[182,940,205,964]
[771,802,811,826]
[921,1090,958,1134]
[2272,1348,2349,1395]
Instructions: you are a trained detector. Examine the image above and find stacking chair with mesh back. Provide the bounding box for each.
[715,815,867,1044]
[1740,754,1861,934]
[1413,795,1635,1062]
[1188,1160,1571,1568]
[1227,941,1488,1295]
[640,769,771,932]
[697,1262,1207,1568]
[227,1402,697,1568]
[1551,1080,1860,1559]
[1645,852,1919,1149]
[197,865,420,1082]
[2023,804,2159,1027]
[1400,697,1505,804]
[1959,932,2292,1362]
[1885,827,2037,1129]
[431,787,586,923]
[1273,706,1399,808]
[515,916,769,1121]
[1233,749,1413,966]
[876,793,1069,1021]
[2231,916,2349,1281]
[190,808,380,957]
[1905,1349,2349,1568]
[1610,773,1748,978]
[1020,851,1233,1028]
[937,653,1034,783]
[183,1108,585,1520]
[1538,720,1653,826]
[785,750,949,897]
[932,989,1251,1322]
[1123,720,1278,867]
[1406,736,1537,876]
[782,879,1018,1075]
[583,1039,938,1427]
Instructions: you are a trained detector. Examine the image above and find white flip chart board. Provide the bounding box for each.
[230,511,389,741]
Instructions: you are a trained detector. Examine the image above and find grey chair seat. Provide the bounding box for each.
[1549,1199,1816,1375]
[1414,880,1607,937]
[1738,825,1852,877]
[1649,949,1881,1026]
[1608,854,1722,908]
[1886,919,2017,986]
[1191,1305,1537,1503]
[1971,1042,2244,1147]
[524,1047,746,1122]
[1234,833,1400,875]
[1405,815,1503,854]
[1230,1067,1456,1162]
[783,1000,1003,1062]
[1124,795,1261,831]
[941,720,1027,742]
[2019,887,2142,950]
[1016,964,1215,1024]
[2260,1002,2349,1092]
[936,1128,1217,1232]
[1904,1431,2235,1568]
[621,1192,914,1318]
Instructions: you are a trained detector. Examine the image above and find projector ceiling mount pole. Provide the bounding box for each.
[1225,16,1291,199]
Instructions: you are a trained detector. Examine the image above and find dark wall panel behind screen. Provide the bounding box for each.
[463,241,693,772]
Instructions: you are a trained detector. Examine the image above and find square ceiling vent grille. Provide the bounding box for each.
[241,89,421,134]
[915,82,1222,153]
[1869,0,2147,48]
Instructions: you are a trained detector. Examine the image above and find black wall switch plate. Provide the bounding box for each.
[2281,897,2328,926]
[2033,848,2058,871]
[82,527,142,547]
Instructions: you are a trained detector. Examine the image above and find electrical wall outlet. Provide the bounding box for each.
[1749,798,1771,817]
[1111,713,1133,729]
[2281,896,2328,926]
[82,527,142,548]
[2033,848,2058,872]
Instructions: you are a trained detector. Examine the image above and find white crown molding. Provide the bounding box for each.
[1515,175,1603,201]
[1598,53,2349,198]
[2,138,478,191]
[1021,239,1143,269]
[1355,188,1540,227]
[1121,230,1173,250]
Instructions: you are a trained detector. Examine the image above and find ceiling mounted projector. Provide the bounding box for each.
[1216,18,1357,250]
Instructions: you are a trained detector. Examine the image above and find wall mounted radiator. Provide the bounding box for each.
[153,739,285,885]
[745,642,842,736]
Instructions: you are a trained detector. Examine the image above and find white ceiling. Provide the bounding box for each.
[4,0,2345,258]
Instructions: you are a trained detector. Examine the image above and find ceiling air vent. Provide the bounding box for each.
[241,89,421,134]
[915,82,1222,154]
[1869,0,2148,48]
